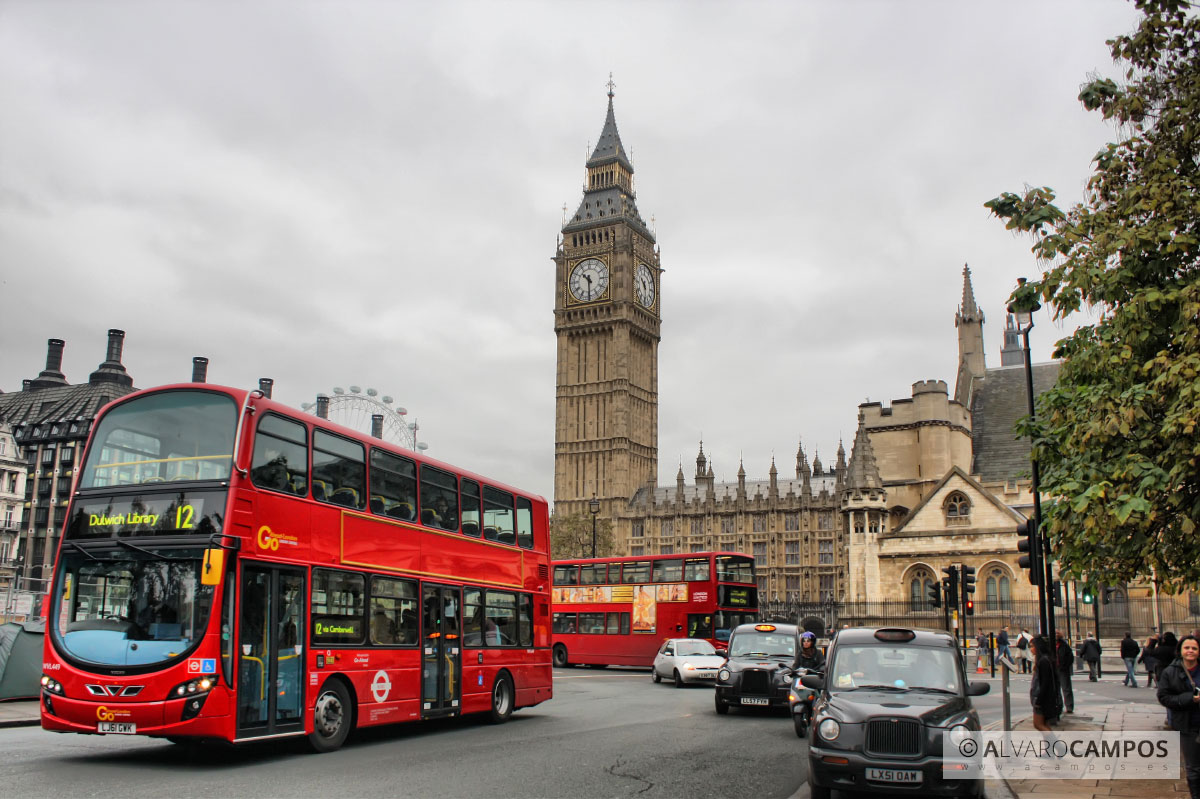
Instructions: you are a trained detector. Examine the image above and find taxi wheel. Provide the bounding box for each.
[652,669,662,683]
[809,784,831,799]
[308,679,352,753]
[714,694,729,715]
[673,670,685,688]
[488,673,513,724]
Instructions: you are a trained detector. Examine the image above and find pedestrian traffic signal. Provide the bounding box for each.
[962,565,977,596]
[1081,586,1094,604]
[942,565,959,607]
[1016,519,1041,585]
[965,598,974,616]
[927,581,941,609]
[1101,587,1116,605]
[1051,580,1063,607]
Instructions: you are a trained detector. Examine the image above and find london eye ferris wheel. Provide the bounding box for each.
[301,386,428,453]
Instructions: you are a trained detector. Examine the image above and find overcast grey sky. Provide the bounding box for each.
[0,0,1140,504]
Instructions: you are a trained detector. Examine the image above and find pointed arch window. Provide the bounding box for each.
[944,491,971,526]
[908,568,936,612]
[985,566,1011,610]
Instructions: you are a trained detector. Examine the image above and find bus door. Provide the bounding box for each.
[236,563,306,739]
[421,584,461,718]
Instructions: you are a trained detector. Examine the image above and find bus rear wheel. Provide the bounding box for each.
[308,679,352,753]
[552,644,568,668]
[489,673,514,724]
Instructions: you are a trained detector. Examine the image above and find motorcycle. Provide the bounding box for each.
[788,667,821,738]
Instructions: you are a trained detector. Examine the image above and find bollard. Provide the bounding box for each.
[998,654,1017,731]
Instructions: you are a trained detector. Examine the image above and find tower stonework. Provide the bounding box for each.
[553,88,660,520]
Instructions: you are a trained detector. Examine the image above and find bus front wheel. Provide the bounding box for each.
[308,679,352,753]
[552,644,568,668]
[489,673,514,724]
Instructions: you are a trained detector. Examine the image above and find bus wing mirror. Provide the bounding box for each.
[202,549,225,586]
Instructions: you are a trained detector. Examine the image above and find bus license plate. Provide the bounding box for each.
[740,697,769,706]
[867,768,921,784]
[98,722,136,734]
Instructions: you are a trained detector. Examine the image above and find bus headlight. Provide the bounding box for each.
[170,677,215,699]
[41,674,65,695]
[817,718,840,741]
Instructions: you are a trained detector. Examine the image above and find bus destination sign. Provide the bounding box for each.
[717,585,757,608]
[66,491,225,539]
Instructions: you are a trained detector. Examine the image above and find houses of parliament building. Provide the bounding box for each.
[552,87,1054,608]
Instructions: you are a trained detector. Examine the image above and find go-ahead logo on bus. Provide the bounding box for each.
[96,705,132,721]
[256,525,299,552]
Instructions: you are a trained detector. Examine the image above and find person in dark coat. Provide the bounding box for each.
[1140,635,1160,688]
[1056,630,1075,714]
[1155,632,1179,687]
[1080,633,1102,682]
[1029,635,1057,731]
[1157,635,1200,799]
[1121,632,1141,686]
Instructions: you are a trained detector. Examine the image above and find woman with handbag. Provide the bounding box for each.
[1157,634,1200,799]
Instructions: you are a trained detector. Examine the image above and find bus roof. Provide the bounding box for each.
[552,552,752,565]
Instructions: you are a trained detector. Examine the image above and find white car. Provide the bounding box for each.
[652,638,727,687]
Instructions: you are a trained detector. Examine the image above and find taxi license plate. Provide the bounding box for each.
[98,722,136,734]
[867,768,922,784]
[740,697,769,706]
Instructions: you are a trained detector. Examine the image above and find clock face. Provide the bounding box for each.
[569,258,609,302]
[635,263,655,308]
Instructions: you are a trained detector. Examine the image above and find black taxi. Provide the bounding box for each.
[802,627,989,799]
[714,622,800,714]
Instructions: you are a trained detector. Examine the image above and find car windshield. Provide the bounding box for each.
[829,644,961,693]
[676,640,717,657]
[52,547,216,668]
[728,631,795,658]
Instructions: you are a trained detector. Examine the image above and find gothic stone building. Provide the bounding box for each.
[551,89,848,602]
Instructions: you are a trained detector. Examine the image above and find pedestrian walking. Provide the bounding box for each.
[1140,634,1160,688]
[1121,631,1140,687]
[1154,632,1179,687]
[997,626,1011,663]
[975,631,987,672]
[1016,628,1032,673]
[1056,629,1075,714]
[1081,632,1102,681]
[1156,634,1200,799]
[1029,635,1057,731]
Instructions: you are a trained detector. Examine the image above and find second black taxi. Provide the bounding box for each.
[714,622,800,714]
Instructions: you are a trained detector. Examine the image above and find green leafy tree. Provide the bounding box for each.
[985,0,1200,592]
[549,512,615,560]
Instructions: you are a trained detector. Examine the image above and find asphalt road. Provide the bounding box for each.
[0,667,807,799]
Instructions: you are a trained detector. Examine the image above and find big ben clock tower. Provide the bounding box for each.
[553,81,660,521]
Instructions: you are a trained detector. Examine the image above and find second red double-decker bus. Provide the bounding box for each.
[40,383,552,752]
[550,552,757,668]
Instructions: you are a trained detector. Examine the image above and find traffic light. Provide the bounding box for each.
[1016,519,1041,585]
[927,581,941,609]
[961,565,977,596]
[942,566,959,608]
[1081,586,1094,604]
[965,598,974,616]
[1102,587,1117,605]
[1052,580,1063,607]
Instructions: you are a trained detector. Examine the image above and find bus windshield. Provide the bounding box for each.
[52,547,216,668]
[715,555,754,583]
[79,390,238,489]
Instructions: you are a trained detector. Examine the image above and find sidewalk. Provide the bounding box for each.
[0,699,40,729]
[1002,702,1188,799]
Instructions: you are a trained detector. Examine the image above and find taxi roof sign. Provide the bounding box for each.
[873,628,917,642]
[754,624,777,632]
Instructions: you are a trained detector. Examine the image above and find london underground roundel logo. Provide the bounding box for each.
[371,670,392,702]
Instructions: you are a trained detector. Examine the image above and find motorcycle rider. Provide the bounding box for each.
[791,631,826,735]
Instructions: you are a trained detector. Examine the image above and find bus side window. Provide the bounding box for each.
[369,449,417,522]
[250,414,308,496]
[313,430,366,510]
[516,497,534,549]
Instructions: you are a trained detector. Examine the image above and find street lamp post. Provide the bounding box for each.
[589,495,600,558]
[1010,279,1055,644]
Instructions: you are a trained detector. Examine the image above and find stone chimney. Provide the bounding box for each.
[316,394,330,419]
[191,357,209,383]
[88,329,133,387]
[258,378,274,399]
[28,338,69,390]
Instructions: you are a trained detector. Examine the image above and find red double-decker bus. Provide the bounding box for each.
[549,552,757,668]
[40,384,552,752]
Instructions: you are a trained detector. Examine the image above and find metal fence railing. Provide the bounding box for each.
[759,597,1200,641]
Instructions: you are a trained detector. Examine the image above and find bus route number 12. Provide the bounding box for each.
[176,505,196,529]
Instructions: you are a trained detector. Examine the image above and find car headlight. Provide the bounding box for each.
[817,718,840,740]
[718,668,731,682]
[681,662,693,671]
[947,724,972,746]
